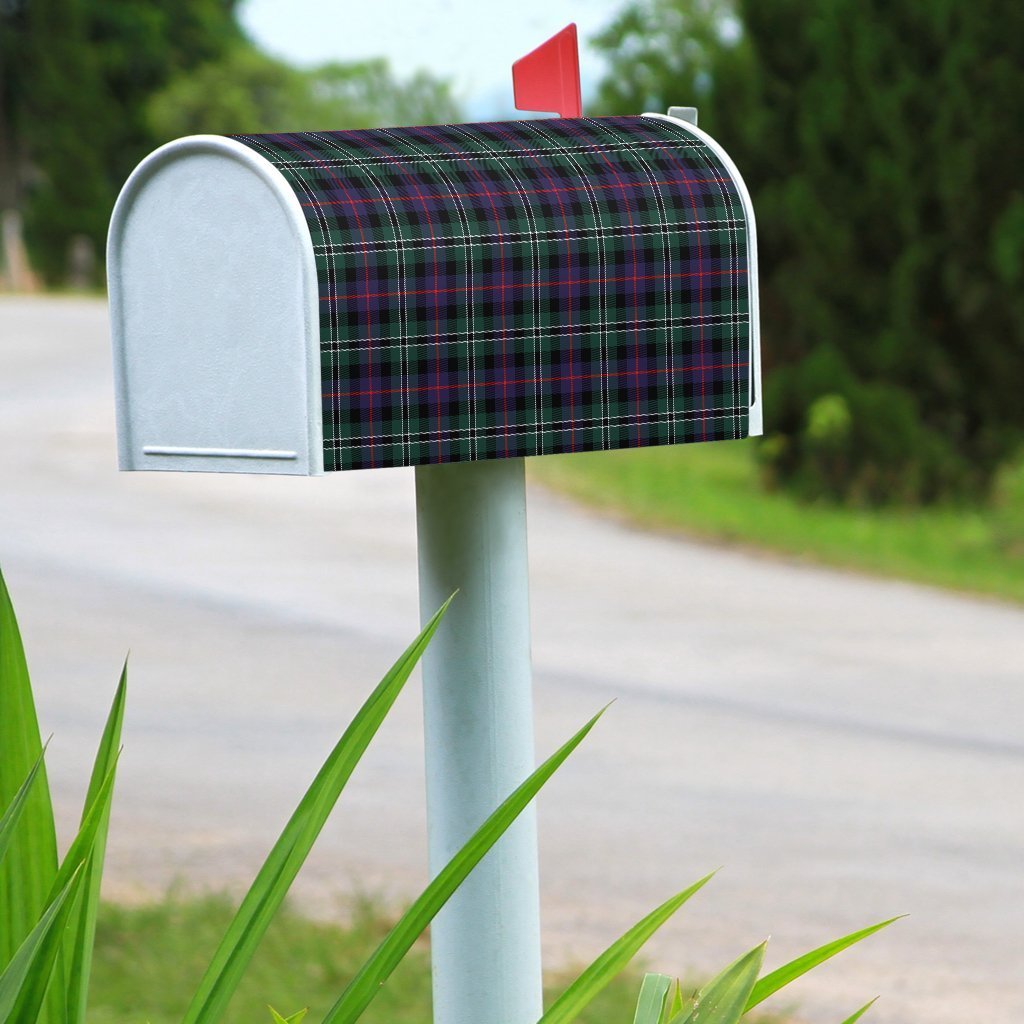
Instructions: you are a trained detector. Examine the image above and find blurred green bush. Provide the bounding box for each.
[0,1,462,289]
[991,451,1024,556]
[595,0,1024,506]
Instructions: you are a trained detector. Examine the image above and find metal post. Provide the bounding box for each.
[415,457,543,1024]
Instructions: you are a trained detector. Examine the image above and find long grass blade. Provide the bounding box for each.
[66,663,127,1024]
[0,867,84,1024]
[839,998,878,1024]
[666,980,684,1021]
[269,1009,308,1024]
[670,943,765,1024]
[50,763,118,904]
[539,873,714,1024]
[0,568,59,1006]
[0,750,46,869]
[321,708,607,1024]
[183,598,453,1024]
[12,763,118,1021]
[633,973,672,1024]
[745,918,902,1011]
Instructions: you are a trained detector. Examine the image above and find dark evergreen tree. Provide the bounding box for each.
[595,0,1024,503]
[0,0,242,284]
[0,1,463,287]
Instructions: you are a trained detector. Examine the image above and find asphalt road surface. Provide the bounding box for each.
[1,297,1022,1023]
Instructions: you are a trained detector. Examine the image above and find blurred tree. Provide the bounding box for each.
[1,1,461,288]
[594,0,1024,504]
[1,0,242,284]
[147,47,463,139]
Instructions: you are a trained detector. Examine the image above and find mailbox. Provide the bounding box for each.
[108,112,759,475]
[106,30,766,1024]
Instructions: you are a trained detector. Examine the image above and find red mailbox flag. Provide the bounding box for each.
[512,24,583,118]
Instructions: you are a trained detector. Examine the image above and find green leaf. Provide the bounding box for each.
[182,598,454,1024]
[539,873,714,1024]
[66,663,127,1024]
[12,761,119,1022]
[745,918,902,1011]
[0,749,46,870]
[839,998,878,1024]
[670,943,765,1024]
[50,762,119,906]
[666,980,684,1021]
[321,708,607,1024]
[633,973,672,1024]
[0,568,59,1000]
[269,1008,308,1024]
[0,867,85,1024]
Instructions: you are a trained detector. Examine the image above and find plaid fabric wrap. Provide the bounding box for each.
[232,116,753,471]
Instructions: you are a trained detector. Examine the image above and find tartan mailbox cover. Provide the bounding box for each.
[108,113,760,475]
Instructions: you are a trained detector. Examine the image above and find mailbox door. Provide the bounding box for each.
[108,137,323,475]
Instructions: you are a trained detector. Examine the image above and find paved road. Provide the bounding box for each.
[1,297,1022,1023]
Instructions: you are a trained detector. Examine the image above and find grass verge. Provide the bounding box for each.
[530,440,1024,604]
[87,894,646,1024]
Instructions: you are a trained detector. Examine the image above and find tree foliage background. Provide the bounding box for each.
[0,0,461,286]
[595,0,1024,505]
[2,0,1020,508]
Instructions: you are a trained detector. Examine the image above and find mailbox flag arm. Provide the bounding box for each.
[512,24,582,117]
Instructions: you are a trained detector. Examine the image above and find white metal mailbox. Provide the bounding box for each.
[106,27,765,1024]
[108,113,759,477]
[108,137,322,475]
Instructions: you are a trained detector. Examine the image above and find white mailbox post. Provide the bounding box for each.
[107,26,760,1024]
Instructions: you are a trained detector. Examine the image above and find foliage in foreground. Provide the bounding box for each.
[533,889,896,1024]
[0,565,896,1024]
[628,968,876,1024]
[0,568,594,1023]
[88,893,891,1024]
[86,894,640,1024]
[81,892,872,1024]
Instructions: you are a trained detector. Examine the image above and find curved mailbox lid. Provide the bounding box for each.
[232,114,759,472]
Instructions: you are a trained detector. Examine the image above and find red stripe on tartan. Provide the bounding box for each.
[269,133,379,467]
[325,361,750,399]
[414,124,516,457]
[320,268,745,302]
[631,121,714,441]
[482,120,581,451]
[345,129,447,461]
[557,119,645,448]
[299,177,732,208]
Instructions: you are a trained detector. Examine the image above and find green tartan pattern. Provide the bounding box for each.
[234,116,755,470]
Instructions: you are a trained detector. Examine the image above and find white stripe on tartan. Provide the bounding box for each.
[309,129,421,466]
[310,219,744,253]
[636,116,749,440]
[325,407,749,449]
[448,121,550,457]
[261,136,705,171]
[456,117,604,455]
[508,117,620,450]
[240,134,344,458]
[249,116,752,467]
[586,116,676,446]
[661,118,747,439]
[321,314,751,351]
[379,124,492,462]
[305,130,417,466]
